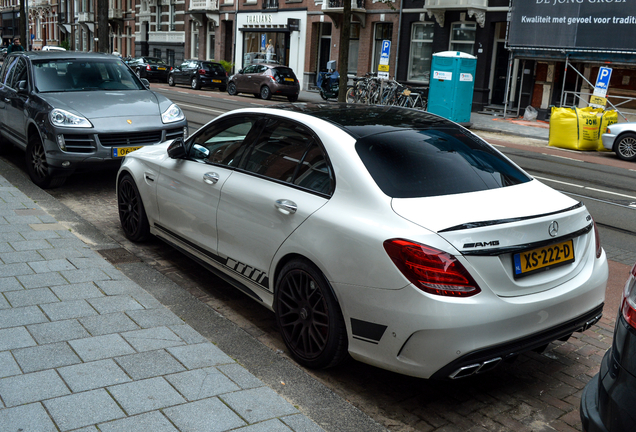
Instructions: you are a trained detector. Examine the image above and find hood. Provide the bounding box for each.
[41,90,166,119]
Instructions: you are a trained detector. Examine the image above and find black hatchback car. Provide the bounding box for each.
[168,59,227,91]
[581,261,636,432]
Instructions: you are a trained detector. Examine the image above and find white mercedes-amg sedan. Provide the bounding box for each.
[116,104,608,379]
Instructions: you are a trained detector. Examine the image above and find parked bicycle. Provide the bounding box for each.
[346,73,428,111]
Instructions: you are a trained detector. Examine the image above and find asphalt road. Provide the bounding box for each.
[1,86,635,431]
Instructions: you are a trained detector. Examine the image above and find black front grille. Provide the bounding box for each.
[165,128,184,141]
[62,134,96,153]
[98,131,163,147]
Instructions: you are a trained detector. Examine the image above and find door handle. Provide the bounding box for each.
[203,172,219,185]
[275,199,297,214]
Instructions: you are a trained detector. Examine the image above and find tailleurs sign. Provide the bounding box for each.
[508,0,636,52]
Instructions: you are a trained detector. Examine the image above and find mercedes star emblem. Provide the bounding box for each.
[548,221,559,238]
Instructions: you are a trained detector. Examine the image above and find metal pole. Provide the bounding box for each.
[517,59,526,117]
[560,55,569,107]
[503,50,513,119]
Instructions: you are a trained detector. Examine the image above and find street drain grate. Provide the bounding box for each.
[98,248,142,264]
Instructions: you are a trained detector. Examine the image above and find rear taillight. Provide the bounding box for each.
[593,219,602,258]
[198,69,206,75]
[621,262,636,329]
[383,239,481,297]
[146,65,151,71]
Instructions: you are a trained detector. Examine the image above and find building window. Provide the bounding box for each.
[169,3,175,31]
[156,5,162,31]
[372,23,392,75]
[348,23,360,75]
[167,49,175,66]
[449,22,476,55]
[154,48,162,58]
[408,22,434,83]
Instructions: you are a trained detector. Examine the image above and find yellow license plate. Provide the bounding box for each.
[513,239,575,278]
[113,146,142,158]
[284,78,294,82]
[212,79,222,83]
[157,67,166,70]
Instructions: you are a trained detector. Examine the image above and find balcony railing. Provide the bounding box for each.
[322,0,365,12]
[108,8,123,19]
[188,0,219,11]
[77,12,95,23]
[424,0,487,8]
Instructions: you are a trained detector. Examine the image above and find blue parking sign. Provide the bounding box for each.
[593,67,612,98]
[380,40,391,61]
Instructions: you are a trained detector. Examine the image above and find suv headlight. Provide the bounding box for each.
[162,103,185,124]
[50,109,93,128]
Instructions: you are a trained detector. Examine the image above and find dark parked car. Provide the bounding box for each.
[0,51,187,188]
[128,56,171,82]
[168,59,227,91]
[228,63,299,101]
[581,261,636,431]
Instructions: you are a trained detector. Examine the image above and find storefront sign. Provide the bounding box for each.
[508,0,636,52]
[288,18,300,32]
[247,15,273,24]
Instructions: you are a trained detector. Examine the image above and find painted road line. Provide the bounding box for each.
[536,176,636,200]
[542,153,585,162]
[176,103,226,115]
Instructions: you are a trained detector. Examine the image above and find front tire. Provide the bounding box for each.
[260,85,272,100]
[614,132,636,161]
[191,76,201,90]
[168,75,175,86]
[117,173,150,242]
[275,259,348,369]
[25,135,65,189]
[227,82,238,95]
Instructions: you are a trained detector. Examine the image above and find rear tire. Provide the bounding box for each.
[25,135,65,189]
[117,173,150,242]
[191,76,201,90]
[614,132,636,161]
[275,259,348,369]
[260,85,272,100]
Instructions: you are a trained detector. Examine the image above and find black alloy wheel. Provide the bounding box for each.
[260,85,272,100]
[117,174,150,242]
[227,82,237,95]
[25,135,65,189]
[168,75,175,86]
[615,132,636,161]
[275,259,348,369]
[191,76,201,90]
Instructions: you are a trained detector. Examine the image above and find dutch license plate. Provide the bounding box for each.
[113,146,142,158]
[157,67,166,70]
[513,239,575,278]
[284,78,294,82]
[212,79,222,83]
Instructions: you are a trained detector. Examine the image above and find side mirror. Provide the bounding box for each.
[167,137,187,159]
[238,69,244,74]
[140,78,150,89]
[17,80,28,94]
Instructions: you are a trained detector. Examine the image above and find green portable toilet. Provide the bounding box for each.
[427,51,477,125]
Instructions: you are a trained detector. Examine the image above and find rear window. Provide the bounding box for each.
[272,68,296,79]
[202,62,225,73]
[356,128,531,198]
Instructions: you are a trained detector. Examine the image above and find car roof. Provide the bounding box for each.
[9,51,122,61]
[267,104,455,139]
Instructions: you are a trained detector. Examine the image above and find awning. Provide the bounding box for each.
[61,24,72,33]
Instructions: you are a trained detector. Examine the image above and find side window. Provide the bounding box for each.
[294,143,333,195]
[242,120,315,184]
[189,116,258,167]
[0,57,17,85]
[243,65,257,74]
[7,58,28,89]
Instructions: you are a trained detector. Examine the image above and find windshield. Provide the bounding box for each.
[356,128,531,198]
[33,58,145,92]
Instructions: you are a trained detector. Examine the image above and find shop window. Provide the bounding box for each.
[449,22,476,55]
[408,22,434,83]
[348,23,360,75]
[373,23,392,75]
